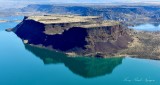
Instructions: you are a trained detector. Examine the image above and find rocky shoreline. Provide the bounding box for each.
[120,31,160,60]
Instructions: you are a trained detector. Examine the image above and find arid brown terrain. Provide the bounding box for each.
[119,30,160,60]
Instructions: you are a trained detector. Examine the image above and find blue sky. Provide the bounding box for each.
[0,0,160,9]
[0,0,160,3]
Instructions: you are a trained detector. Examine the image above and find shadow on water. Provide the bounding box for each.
[24,44,124,78]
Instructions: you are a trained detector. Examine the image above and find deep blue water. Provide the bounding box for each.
[0,17,160,85]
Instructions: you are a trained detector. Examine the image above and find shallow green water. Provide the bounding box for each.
[1,17,160,85]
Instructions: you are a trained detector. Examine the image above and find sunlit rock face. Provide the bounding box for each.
[13,15,133,57]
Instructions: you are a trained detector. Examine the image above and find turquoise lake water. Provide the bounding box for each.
[131,23,160,31]
[1,16,160,85]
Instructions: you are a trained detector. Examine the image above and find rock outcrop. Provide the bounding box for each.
[13,15,133,57]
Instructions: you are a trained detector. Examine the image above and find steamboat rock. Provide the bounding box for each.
[13,15,133,57]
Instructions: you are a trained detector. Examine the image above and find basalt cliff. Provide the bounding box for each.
[12,15,134,57]
[12,15,160,59]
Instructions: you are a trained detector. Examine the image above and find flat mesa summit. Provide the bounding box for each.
[11,15,160,59]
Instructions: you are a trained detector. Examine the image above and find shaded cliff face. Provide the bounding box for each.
[25,44,123,78]
[14,20,46,44]
[14,20,88,51]
[13,15,133,57]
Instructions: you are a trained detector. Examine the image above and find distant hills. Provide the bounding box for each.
[1,4,160,25]
[21,4,160,24]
